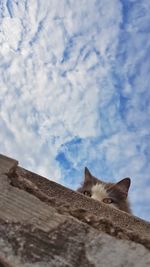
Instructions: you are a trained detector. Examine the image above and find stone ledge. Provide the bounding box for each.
[0,154,18,175]
[0,154,150,267]
[8,164,150,238]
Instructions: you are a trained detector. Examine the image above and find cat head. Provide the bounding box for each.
[77,167,131,213]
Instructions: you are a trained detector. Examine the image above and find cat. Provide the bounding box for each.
[77,167,131,213]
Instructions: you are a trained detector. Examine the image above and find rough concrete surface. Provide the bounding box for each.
[0,154,150,267]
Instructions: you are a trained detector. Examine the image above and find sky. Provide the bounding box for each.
[0,0,150,221]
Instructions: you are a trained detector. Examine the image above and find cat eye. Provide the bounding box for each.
[103,198,113,204]
[83,191,91,197]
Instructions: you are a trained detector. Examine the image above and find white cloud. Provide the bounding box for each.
[0,17,22,53]
[0,0,150,220]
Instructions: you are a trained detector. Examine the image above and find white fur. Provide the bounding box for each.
[91,183,107,201]
[91,183,117,209]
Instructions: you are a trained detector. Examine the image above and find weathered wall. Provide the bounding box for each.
[0,154,150,267]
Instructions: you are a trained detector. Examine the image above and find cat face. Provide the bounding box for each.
[77,167,131,213]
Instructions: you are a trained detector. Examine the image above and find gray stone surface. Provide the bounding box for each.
[0,216,150,267]
[0,154,150,267]
[86,233,150,267]
[0,154,18,175]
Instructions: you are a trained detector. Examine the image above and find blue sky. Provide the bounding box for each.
[0,0,150,221]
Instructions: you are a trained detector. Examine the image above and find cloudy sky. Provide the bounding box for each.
[0,0,150,221]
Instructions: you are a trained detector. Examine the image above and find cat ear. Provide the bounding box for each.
[84,167,93,182]
[116,178,131,195]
